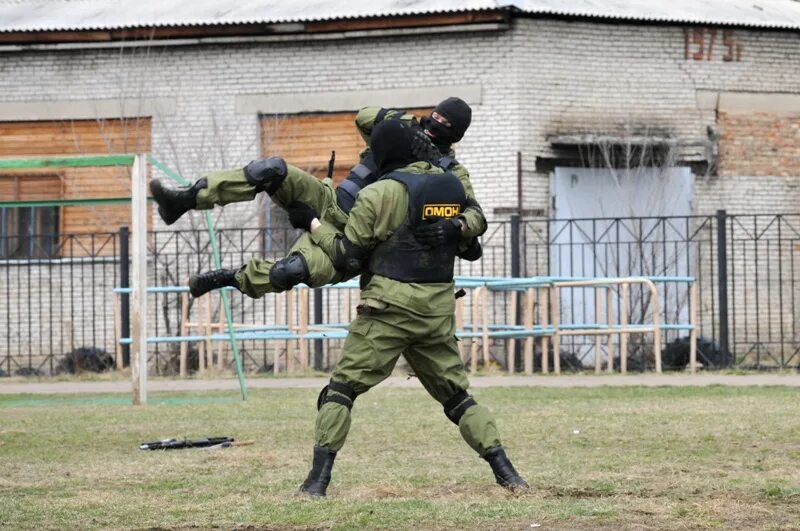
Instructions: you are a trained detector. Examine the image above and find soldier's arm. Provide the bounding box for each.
[310,182,406,274]
[307,222,342,261]
[355,106,418,145]
[451,164,488,239]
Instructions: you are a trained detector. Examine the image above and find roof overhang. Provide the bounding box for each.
[0,10,511,46]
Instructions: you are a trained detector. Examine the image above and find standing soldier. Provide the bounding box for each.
[148,98,485,298]
[293,119,528,497]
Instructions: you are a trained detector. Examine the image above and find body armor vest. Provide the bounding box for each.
[336,108,405,214]
[335,152,379,214]
[368,170,466,283]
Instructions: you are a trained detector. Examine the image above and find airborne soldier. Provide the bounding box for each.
[148,98,485,297]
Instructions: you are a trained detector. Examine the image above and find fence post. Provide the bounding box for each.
[510,214,522,371]
[119,225,130,367]
[131,155,148,405]
[716,210,730,365]
[314,287,324,370]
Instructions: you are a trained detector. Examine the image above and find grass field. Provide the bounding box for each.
[1,384,799,530]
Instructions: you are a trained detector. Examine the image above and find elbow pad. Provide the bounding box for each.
[333,235,369,274]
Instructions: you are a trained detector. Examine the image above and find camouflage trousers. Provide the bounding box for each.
[315,302,501,456]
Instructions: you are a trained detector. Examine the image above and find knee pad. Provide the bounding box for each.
[269,254,309,291]
[443,390,478,425]
[317,380,358,410]
[243,156,288,194]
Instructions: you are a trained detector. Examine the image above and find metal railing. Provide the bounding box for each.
[1,212,798,374]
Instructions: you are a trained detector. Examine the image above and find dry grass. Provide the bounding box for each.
[1,384,799,530]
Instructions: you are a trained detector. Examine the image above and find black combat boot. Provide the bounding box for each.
[150,178,207,225]
[483,446,529,491]
[188,268,239,298]
[297,446,337,497]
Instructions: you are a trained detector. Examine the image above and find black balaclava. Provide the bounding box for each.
[420,97,472,149]
[370,119,416,174]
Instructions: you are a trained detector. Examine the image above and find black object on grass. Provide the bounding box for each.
[139,437,234,450]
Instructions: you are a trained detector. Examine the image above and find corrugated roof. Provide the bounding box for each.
[0,0,501,32]
[1,0,800,33]
[514,0,800,30]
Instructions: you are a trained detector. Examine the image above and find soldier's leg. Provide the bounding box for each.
[314,307,409,452]
[300,307,408,496]
[153,158,347,228]
[404,314,528,490]
[268,166,347,228]
[402,314,499,455]
[196,160,336,215]
[190,233,346,298]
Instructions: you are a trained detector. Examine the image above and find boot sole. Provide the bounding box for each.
[295,486,326,498]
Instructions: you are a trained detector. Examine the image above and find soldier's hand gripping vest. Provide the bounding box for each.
[368,170,466,283]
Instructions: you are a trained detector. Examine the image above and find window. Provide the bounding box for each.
[0,173,62,258]
[0,206,59,258]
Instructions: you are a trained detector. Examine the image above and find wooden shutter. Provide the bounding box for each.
[0,118,151,236]
[260,108,432,184]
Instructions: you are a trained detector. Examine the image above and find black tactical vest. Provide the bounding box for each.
[368,170,466,283]
[335,152,379,214]
[335,108,405,214]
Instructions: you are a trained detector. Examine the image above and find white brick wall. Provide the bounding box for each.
[3,21,799,220]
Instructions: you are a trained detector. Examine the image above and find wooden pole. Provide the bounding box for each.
[523,288,534,374]
[649,281,662,373]
[621,283,629,374]
[594,288,601,374]
[300,288,309,370]
[204,294,213,369]
[197,299,206,373]
[274,293,282,374]
[217,303,225,370]
[481,287,490,368]
[287,291,295,373]
[690,282,698,373]
[552,286,561,374]
[131,154,148,405]
[606,287,614,373]
[179,291,189,377]
[507,291,517,374]
[470,288,479,374]
[113,293,123,370]
[539,287,549,374]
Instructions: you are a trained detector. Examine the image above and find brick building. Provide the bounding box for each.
[1,0,798,372]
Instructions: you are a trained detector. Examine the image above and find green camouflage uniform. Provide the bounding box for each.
[190,107,486,298]
[310,161,501,456]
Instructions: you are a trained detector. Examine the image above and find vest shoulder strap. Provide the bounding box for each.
[437,156,458,170]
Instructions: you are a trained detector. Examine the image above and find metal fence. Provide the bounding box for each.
[1,212,798,374]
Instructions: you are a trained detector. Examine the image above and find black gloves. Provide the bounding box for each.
[287,201,318,231]
[410,127,440,162]
[458,238,483,262]
[413,218,462,247]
